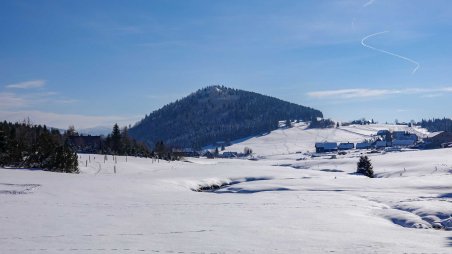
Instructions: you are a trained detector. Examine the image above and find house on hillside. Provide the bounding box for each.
[315,142,338,153]
[202,150,215,159]
[392,139,416,147]
[377,130,390,137]
[172,148,200,157]
[375,140,390,149]
[393,131,418,141]
[68,135,101,153]
[338,142,354,150]
[356,142,371,149]
[423,131,452,149]
[222,151,238,158]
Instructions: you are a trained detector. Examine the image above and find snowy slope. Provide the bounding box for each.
[225,123,430,155]
[1,147,451,253]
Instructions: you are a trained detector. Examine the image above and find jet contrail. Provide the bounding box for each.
[363,0,376,7]
[361,31,420,74]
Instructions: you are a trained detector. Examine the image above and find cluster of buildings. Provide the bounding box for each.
[315,129,452,153]
[172,148,246,159]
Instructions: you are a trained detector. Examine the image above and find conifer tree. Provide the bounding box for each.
[0,130,6,166]
[121,126,131,155]
[66,125,78,136]
[285,119,292,128]
[111,123,121,154]
[357,156,374,178]
[155,141,166,159]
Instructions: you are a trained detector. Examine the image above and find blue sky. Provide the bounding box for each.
[1,0,452,129]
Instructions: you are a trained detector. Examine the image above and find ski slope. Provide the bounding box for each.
[1,143,451,253]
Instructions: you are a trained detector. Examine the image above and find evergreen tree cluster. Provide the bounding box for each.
[129,86,323,148]
[350,118,374,125]
[308,118,335,129]
[0,121,78,173]
[88,124,151,157]
[418,118,452,132]
[67,124,179,161]
[152,140,178,160]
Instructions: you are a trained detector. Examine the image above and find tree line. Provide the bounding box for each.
[69,123,180,161]
[0,121,182,174]
[418,118,452,132]
[0,120,78,173]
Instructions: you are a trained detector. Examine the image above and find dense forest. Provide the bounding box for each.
[69,124,151,157]
[70,124,179,161]
[0,120,78,173]
[418,118,452,132]
[129,86,323,148]
[0,121,180,173]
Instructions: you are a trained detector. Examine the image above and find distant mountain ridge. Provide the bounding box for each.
[78,126,112,136]
[129,86,323,148]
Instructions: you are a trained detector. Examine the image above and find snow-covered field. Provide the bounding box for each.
[1,125,451,253]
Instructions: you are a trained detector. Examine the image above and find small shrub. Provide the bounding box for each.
[244,147,253,156]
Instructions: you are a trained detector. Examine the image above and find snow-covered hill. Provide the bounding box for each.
[225,123,431,155]
[129,86,322,148]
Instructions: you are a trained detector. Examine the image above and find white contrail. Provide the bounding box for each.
[361,31,420,74]
[363,0,376,7]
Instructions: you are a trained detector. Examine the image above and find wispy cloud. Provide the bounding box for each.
[0,90,77,110]
[0,92,28,109]
[0,110,141,129]
[421,93,443,98]
[307,87,452,99]
[6,80,46,89]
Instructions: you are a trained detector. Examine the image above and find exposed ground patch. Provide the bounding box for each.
[192,177,273,192]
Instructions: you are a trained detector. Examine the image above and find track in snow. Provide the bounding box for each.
[0,183,41,195]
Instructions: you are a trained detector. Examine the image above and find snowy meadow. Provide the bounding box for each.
[1,125,451,253]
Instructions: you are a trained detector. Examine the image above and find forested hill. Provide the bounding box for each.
[129,86,323,149]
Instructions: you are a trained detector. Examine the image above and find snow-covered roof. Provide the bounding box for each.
[377,130,390,135]
[426,131,444,138]
[356,142,371,149]
[338,143,354,149]
[315,142,337,149]
[392,139,415,146]
[375,141,388,147]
